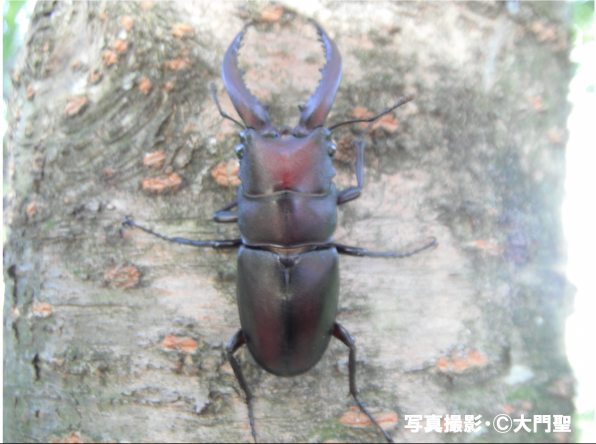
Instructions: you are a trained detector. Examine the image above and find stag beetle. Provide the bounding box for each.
[124,21,436,443]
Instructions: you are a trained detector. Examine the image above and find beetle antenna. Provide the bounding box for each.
[209,83,246,129]
[328,93,416,132]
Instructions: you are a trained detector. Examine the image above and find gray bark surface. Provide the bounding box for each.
[4,2,575,443]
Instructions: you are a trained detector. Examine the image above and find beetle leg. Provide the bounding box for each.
[333,237,437,258]
[336,94,416,206]
[213,200,238,223]
[337,139,365,205]
[226,330,258,443]
[123,218,242,249]
[213,210,238,223]
[333,323,394,443]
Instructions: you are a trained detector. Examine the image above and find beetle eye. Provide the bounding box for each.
[235,144,245,159]
[327,143,337,157]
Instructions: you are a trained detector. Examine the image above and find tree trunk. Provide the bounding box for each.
[4,2,575,443]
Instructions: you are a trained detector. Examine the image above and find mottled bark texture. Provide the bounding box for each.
[4,2,575,443]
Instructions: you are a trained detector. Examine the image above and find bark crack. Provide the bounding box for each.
[32,353,41,381]
[7,265,20,343]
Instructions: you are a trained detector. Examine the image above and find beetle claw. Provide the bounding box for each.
[293,21,342,135]
[222,25,278,136]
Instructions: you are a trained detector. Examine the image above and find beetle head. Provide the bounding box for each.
[234,126,337,195]
[222,21,342,138]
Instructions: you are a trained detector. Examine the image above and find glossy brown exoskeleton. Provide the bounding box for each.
[125,21,435,443]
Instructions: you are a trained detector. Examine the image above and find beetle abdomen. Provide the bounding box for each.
[237,185,338,248]
[236,245,339,376]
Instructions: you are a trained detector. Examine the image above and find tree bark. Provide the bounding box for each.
[4,2,575,443]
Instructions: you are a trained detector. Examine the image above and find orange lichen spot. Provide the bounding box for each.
[33,302,52,318]
[172,23,194,38]
[71,60,81,71]
[43,41,49,52]
[98,11,108,20]
[451,356,472,372]
[378,114,399,134]
[88,70,101,84]
[352,107,371,120]
[121,15,134,31]
[26,201,36,216]
[339,408,397,428]
[140,1,155,10]
[104,168,115,178]
[64,96,87,116]
[162,334,199,354]
[143,151,166,169]
[548,128,563,143]
[436,356,450,372]
[340,409,371,427]
[102,50,118,66]
[377,114,399,133]
[164,58,192,71]
[139,77,151,94]
[212,160,241,187]
[63,432,83,443]
[165,80,175,91]
[141,173,183,193]
[530,21,557,42]
[467,350,487,366]
[352,106,399,133]
[111,38,128,54]
[528,96,542,110]
[466,238,500,255]
[375,412,398,428]
[26,85,35,100]
[436,350,488,373]
[260,5,283,23]
[104,265,140,289]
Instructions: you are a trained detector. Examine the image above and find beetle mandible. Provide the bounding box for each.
[124,21,436,443]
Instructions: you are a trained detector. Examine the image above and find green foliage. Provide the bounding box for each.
[3,1,27,98]
[575,409,595,443]
[572,0,595,44]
